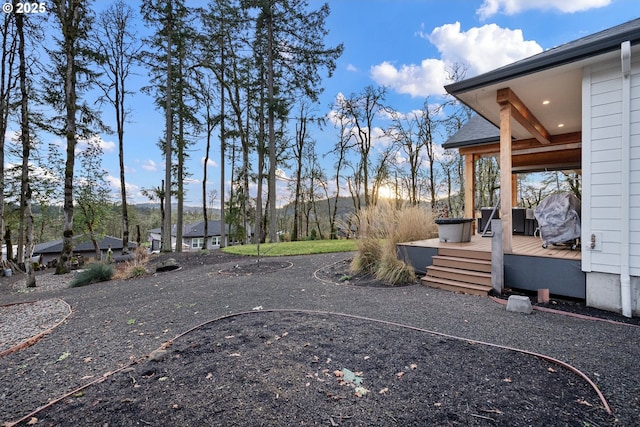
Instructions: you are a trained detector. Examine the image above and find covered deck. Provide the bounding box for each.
[398,234,585,299]
[410,234,581,260]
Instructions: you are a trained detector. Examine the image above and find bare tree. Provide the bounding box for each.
[331,85,387,208]
[74,138,110,260]
[95,0,142,254]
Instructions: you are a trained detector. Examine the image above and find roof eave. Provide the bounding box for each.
[445,20,640,95]
[443,136,501,150]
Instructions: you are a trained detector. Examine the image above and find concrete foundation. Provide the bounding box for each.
[586,272,640,316]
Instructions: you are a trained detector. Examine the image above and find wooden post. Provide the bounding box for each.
[491,219,504,294]
[464,154,476,233]
[499,103,513,253]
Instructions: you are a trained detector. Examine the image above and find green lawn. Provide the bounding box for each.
[221,239,357,256]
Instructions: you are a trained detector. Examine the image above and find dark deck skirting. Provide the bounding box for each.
[397,242,585,299]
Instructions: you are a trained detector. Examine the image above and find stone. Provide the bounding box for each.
[156,258,179,272]
[506,295,533,314]
[148,349,168,362]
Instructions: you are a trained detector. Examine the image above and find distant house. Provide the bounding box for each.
[32,235,137,265]
[148,220,227,252]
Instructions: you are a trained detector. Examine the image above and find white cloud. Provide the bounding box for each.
[370,59,448,98]
[76,134,116,154]
[106,175,121,189]
[141,159,157,172]
[106,175,140,195]
[201,157,218,168]
[346,64,358,72]
[477,0,611,20]
[370,21,542,98]
[275,168,291,181]
[428,22,543,75]
[4,129,19,145]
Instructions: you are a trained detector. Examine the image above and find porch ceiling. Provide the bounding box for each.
[453,61,586,141]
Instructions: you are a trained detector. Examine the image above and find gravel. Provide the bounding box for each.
[0,251,638,425]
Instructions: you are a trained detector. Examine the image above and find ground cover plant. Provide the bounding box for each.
[68,262,115,288]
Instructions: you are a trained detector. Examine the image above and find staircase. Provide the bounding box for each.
[422,247,493,296]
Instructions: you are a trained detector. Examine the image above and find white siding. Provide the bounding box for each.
[583,54,640,275]
[631,62,640,275]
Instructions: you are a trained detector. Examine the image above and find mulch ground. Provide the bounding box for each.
[0,251,636,426]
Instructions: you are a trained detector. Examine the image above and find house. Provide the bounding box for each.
[438,17,640,317]
[32,235,137,266]
[148,220,227,252]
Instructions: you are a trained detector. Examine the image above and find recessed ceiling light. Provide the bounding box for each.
[542,100,550,105]
[558,123,565,128]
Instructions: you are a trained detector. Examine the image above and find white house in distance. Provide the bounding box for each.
[148,220,227,252]
[444,17,640,316]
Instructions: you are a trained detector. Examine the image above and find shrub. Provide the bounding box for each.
[70,262,115,288]
[376,253,416,285]
[133,245,148,264]
[350,236,382,275]
[126,265,148,278]
[350,202,437,285]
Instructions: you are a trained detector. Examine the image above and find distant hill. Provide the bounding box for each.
[132,203,220,216]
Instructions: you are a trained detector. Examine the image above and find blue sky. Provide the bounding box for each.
[10,0,640,207]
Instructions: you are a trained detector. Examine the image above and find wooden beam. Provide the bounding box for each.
[458,131,581,157]
[511,174,518,208]
[497,88,551,145]
[464,154,475,233]
[499,103,513,253]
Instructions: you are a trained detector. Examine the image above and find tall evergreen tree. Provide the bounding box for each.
[0,11,18,263]
[45,0,102,273]
[16,12,35,286]
[251,0,342,242]
[141,0,198,252]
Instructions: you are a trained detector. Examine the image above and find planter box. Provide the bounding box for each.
[435,218,474,243]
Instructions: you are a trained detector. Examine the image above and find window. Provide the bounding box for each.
[211,236,221,247]
[191,238,204,249]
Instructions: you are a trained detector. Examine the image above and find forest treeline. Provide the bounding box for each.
[1,0,580,286]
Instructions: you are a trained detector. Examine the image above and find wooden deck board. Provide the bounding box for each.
[402,234,581,261]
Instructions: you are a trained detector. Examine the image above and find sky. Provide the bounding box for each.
[8,0,640,208]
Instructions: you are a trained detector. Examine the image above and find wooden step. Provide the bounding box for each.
[422,276,492,297]
[432,255,492,273]
[426,265,492,286]
[437,247,491,261]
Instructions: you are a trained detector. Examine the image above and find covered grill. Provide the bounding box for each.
[533,193,581,249]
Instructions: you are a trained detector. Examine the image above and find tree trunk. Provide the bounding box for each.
[0,12,17,266]
[118,81,129,253]
[17,13,35,286]
[219,17,226,249]
[58,0,79,274]
[266,3,276,243]
[162,3,173,253]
